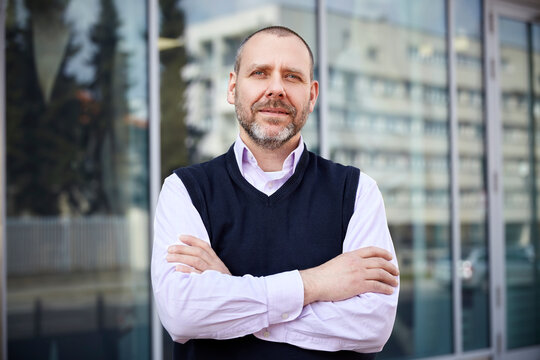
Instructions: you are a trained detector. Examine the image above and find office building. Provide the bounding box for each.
[1,0,539,359]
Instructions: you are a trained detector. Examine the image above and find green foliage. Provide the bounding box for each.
[159,0,189,180]
[5,0,131,216]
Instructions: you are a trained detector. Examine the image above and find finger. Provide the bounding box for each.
[175,264,201,274]
[366,268,399,287]
[179,235,223,264]
[167,244,186,254]
[167,254,209,271]
[168,244,217,269]
[179,235,212,250]
[364,257,400,276]
[177,235,230,275]
[364,280,395,295]
[168,244,205,255]
[357,246,393,261]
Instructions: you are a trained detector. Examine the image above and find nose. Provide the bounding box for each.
[265,74,285,98]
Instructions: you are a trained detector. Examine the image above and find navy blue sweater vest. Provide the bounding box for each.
[172,145,375,360]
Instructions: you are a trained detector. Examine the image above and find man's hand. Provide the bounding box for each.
[167,235,231,275]
[300,247,399,306]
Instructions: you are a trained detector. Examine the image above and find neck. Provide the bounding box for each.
[240,132,300,172]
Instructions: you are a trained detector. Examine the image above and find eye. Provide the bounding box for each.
[251,70,266,77]
[285,73,302,81]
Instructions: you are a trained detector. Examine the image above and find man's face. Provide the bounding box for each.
[227,32,319,150]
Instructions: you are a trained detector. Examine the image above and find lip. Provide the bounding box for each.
[258,107,290,115]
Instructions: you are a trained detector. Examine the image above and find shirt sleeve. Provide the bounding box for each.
[255,173,399,353]
[151,174,305,343]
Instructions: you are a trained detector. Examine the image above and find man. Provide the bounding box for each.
[152,26,399,359]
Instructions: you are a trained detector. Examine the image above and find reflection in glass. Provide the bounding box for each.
[159,0,189,181]
[157,0,318,356]
[172,0,318,165]
[158,2,188,357]
[455,0,489,351]
[499,17,540,349]
[326,0,451,358]
[5,0,150,358]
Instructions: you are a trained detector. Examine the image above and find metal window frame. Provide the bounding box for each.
[0,0,6,358]
[316,0,329,158]
[0,2,7,360]
[483,1,506,358]
[148,0,163,359]
[446,0,464,357]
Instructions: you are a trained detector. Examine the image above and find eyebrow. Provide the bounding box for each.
[245,64,271,73]
[245,63,308,79]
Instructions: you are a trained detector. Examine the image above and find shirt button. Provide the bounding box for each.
[281,313,289,320]
[263,331,270,337]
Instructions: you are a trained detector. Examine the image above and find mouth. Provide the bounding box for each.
[252,100,296,118]
[258,107,290,116]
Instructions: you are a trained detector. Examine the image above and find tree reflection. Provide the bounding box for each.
[6,0,131,216]
[159,0,189,180]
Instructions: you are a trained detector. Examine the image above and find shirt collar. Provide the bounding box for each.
[233,135,305,175]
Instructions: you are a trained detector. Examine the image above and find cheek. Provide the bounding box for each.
[290,89,313,110]
[238,82,266,103]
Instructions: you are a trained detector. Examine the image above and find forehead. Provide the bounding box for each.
[240,32,311,73]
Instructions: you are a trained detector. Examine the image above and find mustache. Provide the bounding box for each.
[251,99,297,117]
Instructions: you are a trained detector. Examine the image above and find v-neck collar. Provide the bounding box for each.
[225,144,310,205]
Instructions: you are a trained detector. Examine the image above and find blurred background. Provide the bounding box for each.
[1,0,539,359]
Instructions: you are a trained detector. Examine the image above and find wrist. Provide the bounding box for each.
[299,268,319,306]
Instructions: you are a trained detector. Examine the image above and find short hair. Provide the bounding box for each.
[233,26,315,80]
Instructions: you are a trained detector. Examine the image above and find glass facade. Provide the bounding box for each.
[455,0,490,352]
[325,1,452,358]
[2,0,540,359]
[498,16,540,350]
[5,0,150,359]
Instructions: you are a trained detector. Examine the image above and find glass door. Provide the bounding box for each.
[491,1,540,358]
[498,17,540,351]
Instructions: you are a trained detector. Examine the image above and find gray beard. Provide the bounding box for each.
[238,116,297,150]
[235,101,309,150]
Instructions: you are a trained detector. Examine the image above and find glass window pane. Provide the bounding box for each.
[455,0,489,351]
[5,0,150,358]
[499,16,540,350]
[161,0,318,171]
[326,0,451,358]
[157,0,318,356]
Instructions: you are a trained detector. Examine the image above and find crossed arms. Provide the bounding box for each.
[151,173,399,353]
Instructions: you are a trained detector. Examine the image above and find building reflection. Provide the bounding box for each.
[6,0,150,358]
[175,1,537,357]
[5,0,540,359]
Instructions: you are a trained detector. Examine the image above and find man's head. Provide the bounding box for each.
[234,26,315,81]
[227,26,319,150]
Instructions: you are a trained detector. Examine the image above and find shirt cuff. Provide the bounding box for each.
[264,270,304,325]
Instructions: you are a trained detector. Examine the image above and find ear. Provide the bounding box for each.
[308,80,319,113]
[227,72,237,105]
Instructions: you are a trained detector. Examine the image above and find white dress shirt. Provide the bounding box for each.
[151,136,399,353]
